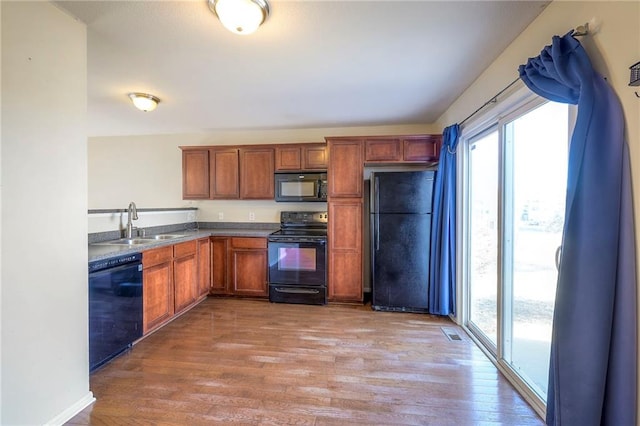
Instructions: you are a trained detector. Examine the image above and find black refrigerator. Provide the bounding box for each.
[370,170,435,312]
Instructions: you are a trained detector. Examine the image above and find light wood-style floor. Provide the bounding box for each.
[67,298,543,425]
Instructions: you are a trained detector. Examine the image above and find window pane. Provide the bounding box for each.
[468,130,499,347]
[508,101,568,398]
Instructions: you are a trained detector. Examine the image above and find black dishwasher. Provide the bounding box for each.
[89,253,143,372]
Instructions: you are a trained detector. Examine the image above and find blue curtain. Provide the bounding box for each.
[519,32,637,425]
[428,124,459,315]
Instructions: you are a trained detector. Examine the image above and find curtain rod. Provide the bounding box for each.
[458,23,590,127]
[459,77,521,127]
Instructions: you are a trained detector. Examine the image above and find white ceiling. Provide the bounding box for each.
[54,1,549,138]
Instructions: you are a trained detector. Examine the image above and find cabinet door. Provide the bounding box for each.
[197,238,211,297]
[240,148,275,199]
[329,251,362,302]
[328,199,363,302]
[303,144,328,170]
[211,148,240,199]
[402,135,442,162]
[182,149,210,199]
[364,139,401,162]
[143,260,174,334]
[275,146,302,171]
[210,237,230,295]
[327,139,363,198]
[173,241,198,314]
[329,200,362,251]
[232,249,268,296]
[231,237,268,297]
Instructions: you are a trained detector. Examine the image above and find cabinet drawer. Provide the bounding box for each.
[174,240,197,258]
[143,246,173,267]
[231,237,267,249]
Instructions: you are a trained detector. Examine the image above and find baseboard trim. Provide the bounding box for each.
[44,391,95,426]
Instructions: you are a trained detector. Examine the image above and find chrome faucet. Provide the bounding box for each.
[126,201,138,239]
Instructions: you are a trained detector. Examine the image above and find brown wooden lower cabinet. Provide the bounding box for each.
[142,246,174,334]
[143,239,208,335]
[173,240,198,314]
[210,237,231,295]
[197,237,211,297]
[232,240,268,297]
[328,199,363,303]
[329,251,362,302]
[210,236,268,298]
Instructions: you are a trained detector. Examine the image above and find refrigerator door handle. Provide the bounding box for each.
[374,176,380,213]
[375,213,380,251]
[374,176,380,251]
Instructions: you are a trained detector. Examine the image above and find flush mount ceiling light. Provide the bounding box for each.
[208,0,270,35]
[127,93,161,112]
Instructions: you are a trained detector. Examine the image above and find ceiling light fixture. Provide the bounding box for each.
[208,0,269,35]
[127,92,161,112]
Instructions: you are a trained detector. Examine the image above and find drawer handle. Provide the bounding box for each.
[274,287,320,295]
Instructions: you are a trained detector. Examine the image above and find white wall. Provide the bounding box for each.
[437,0,640,417]
[0,1,3,421]
[437,2,639,147]
[1,2,93,425]
[88,124,439,224]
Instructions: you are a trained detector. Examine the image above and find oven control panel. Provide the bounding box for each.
[280,211,327,226]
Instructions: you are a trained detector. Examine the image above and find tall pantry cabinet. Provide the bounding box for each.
[326,138,364,303]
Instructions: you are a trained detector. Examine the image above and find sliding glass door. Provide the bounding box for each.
[505,101,568,397]
[467,129,499,350]
[463,98,570,411]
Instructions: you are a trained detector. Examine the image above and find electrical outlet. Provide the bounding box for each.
[249,212,256,221]
[218,212,224,220]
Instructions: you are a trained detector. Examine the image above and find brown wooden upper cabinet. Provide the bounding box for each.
[327,138,363,198]
[364,135,442,163]
[182,136,439,200]
[240,147,274,199]
[364,138,402,162]
[275,143,327,171]
[182,149,210,199]
[181,146,274,200]
[211,148,240,199]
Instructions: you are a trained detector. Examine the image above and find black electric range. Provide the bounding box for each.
[267,211,328,305]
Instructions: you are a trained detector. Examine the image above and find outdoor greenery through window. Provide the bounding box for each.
[463,97,570,413]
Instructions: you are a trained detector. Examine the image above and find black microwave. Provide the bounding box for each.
[274,172,327,202]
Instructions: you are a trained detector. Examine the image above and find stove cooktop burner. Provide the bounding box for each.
[270,228,327,237]
[269,211,328,241]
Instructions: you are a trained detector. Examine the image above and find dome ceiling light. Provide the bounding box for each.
[208,0,270,35]
[127,92,161,112]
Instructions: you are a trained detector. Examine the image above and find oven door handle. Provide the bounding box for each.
[273,287,320,295]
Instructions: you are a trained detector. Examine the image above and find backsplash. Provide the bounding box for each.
[88,207,281,243]
[88,208,197,235]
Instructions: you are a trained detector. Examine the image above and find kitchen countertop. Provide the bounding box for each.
[89,227,278,262]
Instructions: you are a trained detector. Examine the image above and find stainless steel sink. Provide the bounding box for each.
[148,234,184,240]
[96,238,154,246]
[94,234,186,246]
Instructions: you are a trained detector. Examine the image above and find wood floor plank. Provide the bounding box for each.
[67,298,543,425]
